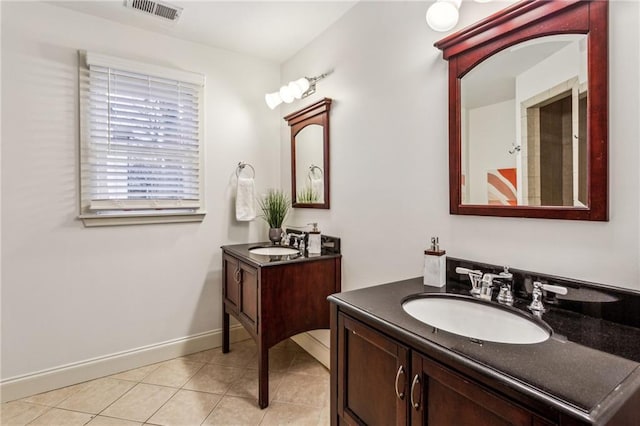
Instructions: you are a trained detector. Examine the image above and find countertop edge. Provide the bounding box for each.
[221,243,341,268]
[328,294,604,424]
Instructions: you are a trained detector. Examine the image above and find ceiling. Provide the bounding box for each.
[50,0,358,63]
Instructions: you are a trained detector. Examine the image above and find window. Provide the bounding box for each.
[79,52,205,226]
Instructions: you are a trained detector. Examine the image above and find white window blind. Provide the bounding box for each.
[80,53,205,216]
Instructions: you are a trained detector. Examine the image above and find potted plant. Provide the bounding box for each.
[258,189,290,244]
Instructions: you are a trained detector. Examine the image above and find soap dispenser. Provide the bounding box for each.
[424,237,446,287]
[308,223,322,254]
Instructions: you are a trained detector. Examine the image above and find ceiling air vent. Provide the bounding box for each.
[124,0,183,22]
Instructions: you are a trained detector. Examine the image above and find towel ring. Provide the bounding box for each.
[236,162,255,179]
[308,164,323,180]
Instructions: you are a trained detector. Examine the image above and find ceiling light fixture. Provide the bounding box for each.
[426,0,462,32]
[264,71,333,110]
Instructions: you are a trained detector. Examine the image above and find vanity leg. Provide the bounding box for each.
[258,344,269,409]
[222,309,230,354]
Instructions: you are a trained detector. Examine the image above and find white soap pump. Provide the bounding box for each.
[424,236,446,287]
[308,222,322,254]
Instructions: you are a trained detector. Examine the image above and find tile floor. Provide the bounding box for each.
[1,339,331,426]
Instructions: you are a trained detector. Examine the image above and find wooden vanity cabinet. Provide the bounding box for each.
[223,254,258,331]
[410,353,554,426]
[222,248,341,409]
[333,311,557,426]
[337,314,410,425]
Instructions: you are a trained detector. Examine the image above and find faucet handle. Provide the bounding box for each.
[455,267,482,277]
[538,282,568,296]
[529,282,568,315]
[455,267,483,296]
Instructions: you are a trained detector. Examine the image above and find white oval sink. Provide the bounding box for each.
[402,295,550,344]
[249,246,299,256]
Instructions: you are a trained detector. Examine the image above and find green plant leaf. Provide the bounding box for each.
[258,189,290,228]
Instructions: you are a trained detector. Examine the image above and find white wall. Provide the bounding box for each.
[1,1,281,388]
[282,0,640,311]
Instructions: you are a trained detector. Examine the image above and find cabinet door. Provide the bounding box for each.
[410,352,552,426]
[223,254,240,314]
[337,313,410,426]
[238,262,258,331]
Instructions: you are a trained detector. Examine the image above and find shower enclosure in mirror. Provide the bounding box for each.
[436,0,608,221]
[284,98,331,209]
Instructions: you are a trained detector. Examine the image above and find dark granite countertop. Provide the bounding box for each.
[329,276,640,424]
[221,242,341,268]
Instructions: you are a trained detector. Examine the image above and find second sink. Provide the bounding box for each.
[402,294,551,344]
[249,246,299,256]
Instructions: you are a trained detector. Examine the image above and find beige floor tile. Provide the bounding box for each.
[225,369,284,403]
[260,402,322,426]
[317,405,330,426]
[101,383,176,422]
[288,352,329,377]
[182,364,244,394]
[57,378,135,414]
[179,349,217,364]
[86,416,143,425]
[247,349,296,372]
[207,345,256,368]
[147,389,221,426]
[273,373,329,408]
[110,363,162,382]
[271,339,304,354]
[0,401,49,426]
[20,382,87,407]
[201,396,266,426]
[142,359,203,388]
[28,408,94,425]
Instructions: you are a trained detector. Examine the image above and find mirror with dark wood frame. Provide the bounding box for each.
[284,98,332,209]
[435,0,608,221]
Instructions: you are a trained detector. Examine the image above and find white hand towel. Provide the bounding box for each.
[310,175,324,203]
[236,177,256,221]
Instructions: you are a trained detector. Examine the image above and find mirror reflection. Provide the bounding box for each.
[295,124,325,204]
[284,97,331,209]
[461,34,588,207]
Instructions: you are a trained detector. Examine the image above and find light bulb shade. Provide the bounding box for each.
[288,77,311,99]
[279,85,295,103]
[426,1,459,32]
[265,91,282,109]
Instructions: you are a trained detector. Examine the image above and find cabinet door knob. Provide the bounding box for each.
[410,374,421,410]
[394,365,406,400]
[234,268,242,283]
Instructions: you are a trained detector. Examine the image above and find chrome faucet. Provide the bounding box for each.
[480,267,513,303]
[528,281,568,316]
[455,267,483,296]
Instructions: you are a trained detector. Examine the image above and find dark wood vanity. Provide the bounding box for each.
[329,258,640,425]
[334,311,558,426]
[221,243,341,408]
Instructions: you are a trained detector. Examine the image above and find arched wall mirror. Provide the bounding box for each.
[284,98,332,209]
[435,0,608,221]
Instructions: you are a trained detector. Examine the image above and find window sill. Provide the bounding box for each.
[79,211,206,227]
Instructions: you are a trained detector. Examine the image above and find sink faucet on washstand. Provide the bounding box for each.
[456,266,514,305]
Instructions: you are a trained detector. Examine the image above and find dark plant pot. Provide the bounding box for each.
[268,227,282,244]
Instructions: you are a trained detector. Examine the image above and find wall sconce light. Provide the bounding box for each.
[426,0,492,32]
[264,71,333,110]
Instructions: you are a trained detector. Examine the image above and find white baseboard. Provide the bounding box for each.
[1,325,250,403]
[291,332,330,368]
